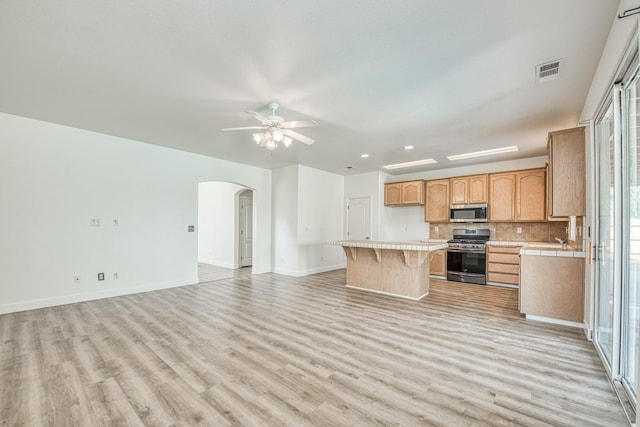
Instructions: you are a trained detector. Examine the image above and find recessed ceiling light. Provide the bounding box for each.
[360,154,370,158]
[382,158,437,170]
[403,145,414,150]
[447,145,518,161]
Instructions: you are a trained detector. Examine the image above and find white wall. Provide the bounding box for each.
[344,171,393,241]
[272,165,299,275]
[197,182,246,268]
[297,165,345,274]
[0,112,272,313]
[272,165,345,276]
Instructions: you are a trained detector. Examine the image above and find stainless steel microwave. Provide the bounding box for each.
[449,203,488,222]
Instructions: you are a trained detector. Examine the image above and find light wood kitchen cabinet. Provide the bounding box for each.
[547,126,585,217]
[488,173,516,221]
[450,174,488,204]
[520,255,584,322]
[384,180,424,206]
[515,169,546,221]
[384,182,402,205]
[424,179,450,222]
[486,245,520,285]
[429,249,446,277]
[402,181,424,205]
[488,168,546,222]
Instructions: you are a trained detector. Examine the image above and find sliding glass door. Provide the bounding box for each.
[622,66,640,401]
[594,46,640,411]
[595,100,617,370]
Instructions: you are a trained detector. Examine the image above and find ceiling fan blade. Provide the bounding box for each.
[246,111,272,126]
[221,126,266,131]
[283,129,315,145]
[280,120,318,129]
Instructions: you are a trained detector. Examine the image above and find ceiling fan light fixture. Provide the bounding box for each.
[271,128,284,142]
[265,139,277,150]
[223,103,317,150]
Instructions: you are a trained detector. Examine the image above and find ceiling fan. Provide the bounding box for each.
[222,103,317,150]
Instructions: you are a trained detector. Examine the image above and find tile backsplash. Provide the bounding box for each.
[429,221,580,248]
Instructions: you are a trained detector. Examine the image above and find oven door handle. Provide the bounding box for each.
[447,271,485,277]
[446,248,486,254]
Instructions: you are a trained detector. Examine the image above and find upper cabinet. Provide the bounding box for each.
[384,182,403,205]
[450,174,488,204]
[516,169,546,221]
[424,179,450,222]
[547,127,585,217]
[488,173,516,221]
[384,180,424,206]
[489,168,546,222]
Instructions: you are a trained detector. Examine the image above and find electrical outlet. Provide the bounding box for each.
[516,227,522,234]
[434,226,439,233]
[113,272,119,280]
[188,225,195,232]
[74,276,80,284]
[98,272,105,281]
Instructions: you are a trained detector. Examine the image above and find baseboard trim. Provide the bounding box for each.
[525,314,584,329]
[0,276,199,314]
[272,264,345,277]
[345,285,428,301]
[198,260,239,269]
[249,267,271,275]
[486,281,519,289]
[300,264,345,276]
[583,323,593,341]
[271,267,299,277]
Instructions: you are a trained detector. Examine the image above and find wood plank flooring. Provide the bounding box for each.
[0,268,628,426]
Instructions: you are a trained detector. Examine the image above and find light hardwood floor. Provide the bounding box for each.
[0,268,628,426]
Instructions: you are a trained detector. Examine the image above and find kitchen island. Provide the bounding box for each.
[328,240,448,300]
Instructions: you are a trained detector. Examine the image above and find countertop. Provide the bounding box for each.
[330,239,586,258]
[328,240,448,251]
[487,240,586,258]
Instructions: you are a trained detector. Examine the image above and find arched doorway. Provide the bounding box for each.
[197,182,255,281]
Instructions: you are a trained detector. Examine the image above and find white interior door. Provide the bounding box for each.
[347,197,371,240]
[239,191,253,267]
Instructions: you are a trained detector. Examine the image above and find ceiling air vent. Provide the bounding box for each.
[535,59,563,84]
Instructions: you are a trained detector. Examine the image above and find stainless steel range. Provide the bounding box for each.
[447,228,490,285]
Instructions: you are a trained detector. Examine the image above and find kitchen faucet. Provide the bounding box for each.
[555,237,568,248]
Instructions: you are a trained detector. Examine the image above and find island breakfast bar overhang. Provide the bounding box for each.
[328,240,449,300]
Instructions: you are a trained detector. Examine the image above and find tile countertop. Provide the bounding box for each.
[328,240,448,251]
[486,241,586,258]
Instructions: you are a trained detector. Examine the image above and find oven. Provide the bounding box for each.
[446,228,489,285]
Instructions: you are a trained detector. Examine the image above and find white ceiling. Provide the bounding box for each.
[0,0,620,175]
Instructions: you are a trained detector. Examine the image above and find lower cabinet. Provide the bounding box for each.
[429,249,446,278]
[520,255,584,322]
[486,245,520,285]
